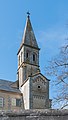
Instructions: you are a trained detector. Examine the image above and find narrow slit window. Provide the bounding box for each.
[19,55,20,65]
[21,52,22,62]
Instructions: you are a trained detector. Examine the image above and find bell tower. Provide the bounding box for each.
[17,13,40,87]
[17,13,51,109]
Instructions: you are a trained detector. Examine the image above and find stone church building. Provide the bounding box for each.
[0,14,51,111]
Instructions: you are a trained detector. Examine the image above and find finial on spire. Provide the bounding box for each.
[27,11,30,18]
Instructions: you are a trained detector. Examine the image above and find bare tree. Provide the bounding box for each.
[45,44,68,109]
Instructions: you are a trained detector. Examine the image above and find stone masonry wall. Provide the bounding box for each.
[0,109,68,120]
[0,91,23,111]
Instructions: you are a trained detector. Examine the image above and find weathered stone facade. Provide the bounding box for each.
[0,90,23,111]
[0,109,68,120]
[0,79,23,111]
[0,14,51,111]
[17,15,40,87]
[21,73,51,109]
[18,15,51,109]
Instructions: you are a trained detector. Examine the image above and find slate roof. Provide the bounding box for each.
[17,16,40,54]
[0,79,21,94]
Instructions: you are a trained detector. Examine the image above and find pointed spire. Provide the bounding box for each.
[18,13,40,54]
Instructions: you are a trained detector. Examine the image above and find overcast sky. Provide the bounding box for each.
[0,0,68,83]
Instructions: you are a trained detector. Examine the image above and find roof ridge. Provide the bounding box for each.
[0,79,14,82]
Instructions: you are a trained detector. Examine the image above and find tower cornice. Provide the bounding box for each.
[17,43,40,55]
[17,62,40,71]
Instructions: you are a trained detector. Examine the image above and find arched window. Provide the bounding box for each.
[26,50,30,60]
[33,53,37,62]
[33,54,35,61]
[26,52,29,58]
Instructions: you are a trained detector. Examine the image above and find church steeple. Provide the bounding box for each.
[17,14,40,87]
[18,13,40,54]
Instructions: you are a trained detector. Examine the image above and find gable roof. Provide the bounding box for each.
[0,79,21,94]
[21,72,50,87]
[31,72,50,81]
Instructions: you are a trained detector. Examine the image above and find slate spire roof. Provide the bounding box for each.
[18,15,40,54]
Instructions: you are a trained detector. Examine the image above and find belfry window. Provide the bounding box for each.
[26,52,29,58]
[33,54,35,61]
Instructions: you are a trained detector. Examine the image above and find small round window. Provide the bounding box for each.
[38,85,41,89]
